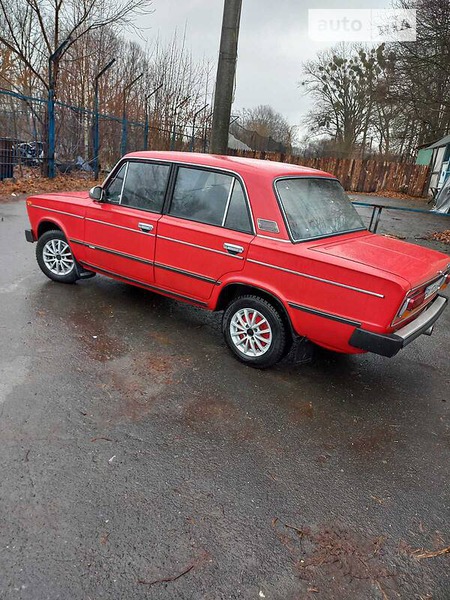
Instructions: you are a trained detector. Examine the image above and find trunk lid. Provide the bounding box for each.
[312,232,449,287]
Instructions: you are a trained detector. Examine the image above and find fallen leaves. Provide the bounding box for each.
[0,170,96,199]
[430,230,450,244]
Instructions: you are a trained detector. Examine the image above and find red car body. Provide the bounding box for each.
[25,151,449,366]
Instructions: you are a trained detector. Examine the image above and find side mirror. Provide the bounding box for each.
[89,186,104,202]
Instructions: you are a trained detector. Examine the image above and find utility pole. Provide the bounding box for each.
[210,0,242,155]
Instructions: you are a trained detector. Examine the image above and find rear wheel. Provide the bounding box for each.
[36,230,79,283]
[223,295,287,368]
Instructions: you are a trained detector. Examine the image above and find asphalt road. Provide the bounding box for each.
[0,199,449,600]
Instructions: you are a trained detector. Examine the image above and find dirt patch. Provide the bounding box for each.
[272,520,405,597]
[347,426,396,455]
[68,308,128,363]
[184,394,241,430]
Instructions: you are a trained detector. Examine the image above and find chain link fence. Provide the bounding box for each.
[0,89,208,180]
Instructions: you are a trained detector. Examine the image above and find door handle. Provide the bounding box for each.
[224,243,244,255]
[138,222,154,233]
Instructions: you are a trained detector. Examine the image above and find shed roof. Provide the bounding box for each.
[426,134,450,149]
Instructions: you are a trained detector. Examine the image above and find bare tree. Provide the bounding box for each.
[301,44,384,158]
[234,104,295,151]
[392,0,450,146]
[0,0,153,94]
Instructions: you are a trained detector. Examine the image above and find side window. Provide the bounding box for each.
[104,163,126,203]
[223,180,252,233]
[169,167,233,226]
[121,162,170,212]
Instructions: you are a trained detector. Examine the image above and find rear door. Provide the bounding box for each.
[154,165,255,302]
[83,160,171,283]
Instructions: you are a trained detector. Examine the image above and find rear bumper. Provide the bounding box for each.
[349,295,448,357]
[25,229,35,243]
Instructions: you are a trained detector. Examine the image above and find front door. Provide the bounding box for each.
[82,160,171,284]
[154,165,255,302]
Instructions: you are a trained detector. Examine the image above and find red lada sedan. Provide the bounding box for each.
[25,151,449,368]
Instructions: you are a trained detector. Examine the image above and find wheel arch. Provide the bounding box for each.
[215,282,296,345]
[37,218,64,239]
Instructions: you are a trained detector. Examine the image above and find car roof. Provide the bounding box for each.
[125,151,334,179]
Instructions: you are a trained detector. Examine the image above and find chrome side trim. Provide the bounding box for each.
[256,234,291,243]
[247,258,384,298]
[158,235,244,259]
[79,261,208,307]
[70,238,153,265]
[85,217,155,236]
[288,302,361,326]
[31,205,84,219]
[154,262,219,284]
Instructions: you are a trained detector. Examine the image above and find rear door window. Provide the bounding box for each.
[169,166,253,233]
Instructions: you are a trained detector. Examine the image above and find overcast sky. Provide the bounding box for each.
[139,0,392,133]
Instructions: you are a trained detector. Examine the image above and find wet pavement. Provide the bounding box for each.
[0,199,449,600]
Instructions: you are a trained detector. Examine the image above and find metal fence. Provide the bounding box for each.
[0,89,433,197]
[0,89,211,180]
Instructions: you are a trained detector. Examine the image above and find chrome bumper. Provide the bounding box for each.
[349,295,448,357]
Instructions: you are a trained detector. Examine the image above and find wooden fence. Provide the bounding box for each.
[229,150,430,197]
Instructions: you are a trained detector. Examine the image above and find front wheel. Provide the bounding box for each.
[222,295,287,368]
[36,230,79,283]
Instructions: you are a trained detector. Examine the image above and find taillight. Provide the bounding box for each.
[407,291,426,310]
[397,289,426,319]
[395,268,449,322]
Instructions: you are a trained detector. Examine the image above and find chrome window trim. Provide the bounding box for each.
[118,161,129,204]
[221,178,235,227]
[30,205,83,219]
[247,258,384,298]
[272,175,367,244]
[256,234,291,243]
[85,217,155,236]
[106,156,256,235]
[158,234,244,259]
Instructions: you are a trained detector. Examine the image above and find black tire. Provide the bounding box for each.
[222,295,287,368]
[36,230,79,283]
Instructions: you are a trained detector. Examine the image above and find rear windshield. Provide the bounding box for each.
[275,177,365,241]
